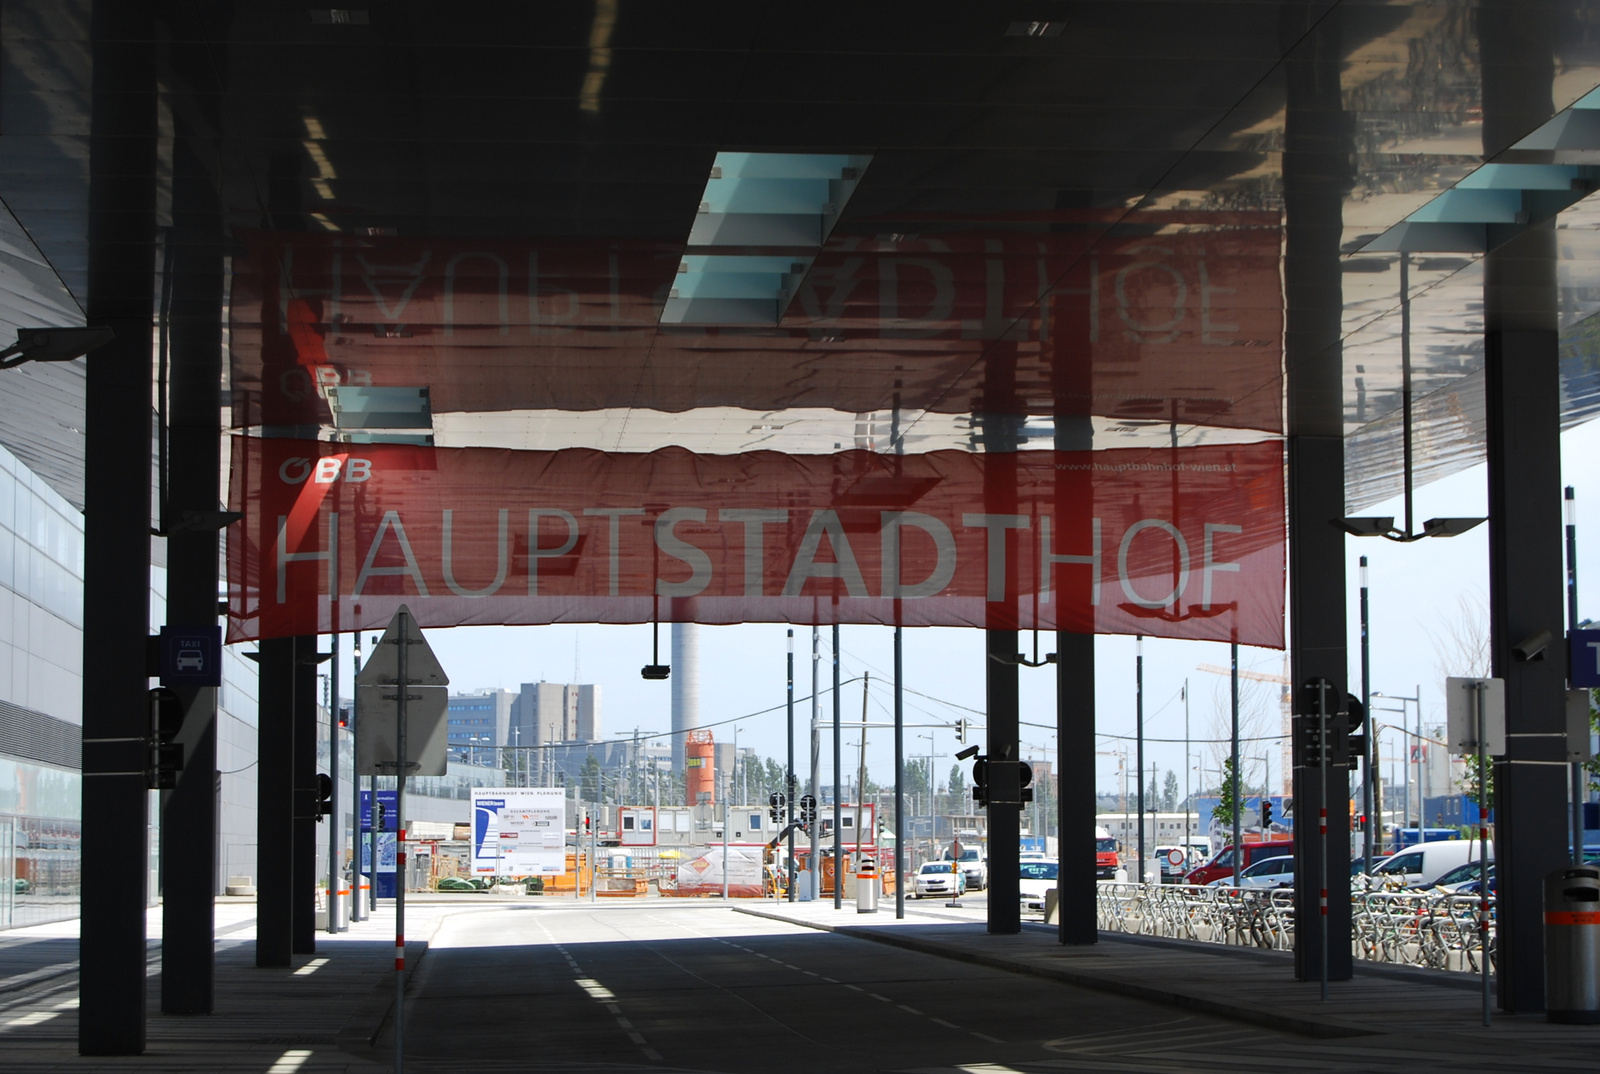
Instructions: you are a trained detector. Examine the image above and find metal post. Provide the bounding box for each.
[1316,681,1329,1002]
[393,609,409,1074]
[353,630,367,921]
[833,623,843,910]
[328,630,341,934]
[1476,678,1492,1027]
[894,626,905,919]
[787,629,796,902]
[1567,486,1583,864]
[1135,636,1145,882]
[1231,642,1242,885]
[859,671,870,860]
[1184,681,1191,862]
[1360,557,1374,867]
[810,626,821,899]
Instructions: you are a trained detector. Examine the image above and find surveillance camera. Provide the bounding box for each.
[955,744,980,761]
[1511,629,1552,662]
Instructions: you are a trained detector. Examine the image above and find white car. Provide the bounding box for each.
[1206,854,1296,889]
[912,861,967,899]
[941,847,987,890]
[1019,859,1058,911]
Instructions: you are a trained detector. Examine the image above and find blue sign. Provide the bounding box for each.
[360,789,399,831]
[1572,629,1600,688]
[158,625,221,687]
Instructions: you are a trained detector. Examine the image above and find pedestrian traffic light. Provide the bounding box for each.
[1260,798,1273,828]
[315,773,334,819]
[1341,694,1367,767]
[146,687,184,790]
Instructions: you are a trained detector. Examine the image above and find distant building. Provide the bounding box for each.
[513,682,601,747]
[446,689,515,763]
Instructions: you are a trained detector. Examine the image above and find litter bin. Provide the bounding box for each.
[855,855,879,914]
[1544,864,1600,1024]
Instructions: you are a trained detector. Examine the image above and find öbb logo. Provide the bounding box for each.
[277,456,373,484]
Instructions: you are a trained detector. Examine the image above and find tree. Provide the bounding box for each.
[1588,688,1600,794]
[1212,756,1241,829]
[906,757,931,799]
[948,763,964,798]
[1162,769,1179,812]
[580,753,601,802]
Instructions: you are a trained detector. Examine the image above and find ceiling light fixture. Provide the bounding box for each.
[0,326,115,369]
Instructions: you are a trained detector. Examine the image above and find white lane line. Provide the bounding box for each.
[843,984,864,992]
[899,1005,923,1015]
[266,1049,312,1073]
[627,1031,647,1044]
[971,1031,1006,1044]
[5,1011,58,1027]
[868,993,891,1002]
[930,1017,961,1029]
[642,1047,663,1061]
[820,976,838,983]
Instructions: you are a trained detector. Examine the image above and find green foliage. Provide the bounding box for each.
[580,752,602,802]
[948,763,964,797]
[1587,688,1600,795]
[1162,769,1180,812]
[1212,757,1241,828]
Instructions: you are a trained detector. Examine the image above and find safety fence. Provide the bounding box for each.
[1094,883,1492,974]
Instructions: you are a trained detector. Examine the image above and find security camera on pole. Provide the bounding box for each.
[355,605,450,1074]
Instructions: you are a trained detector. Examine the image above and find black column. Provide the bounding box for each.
[1282,7,1353,983]
[1055,631,1096,943]
[78,0,157,1055]
[159,72,228,1009]
[293,635,319,954]
[986,629,1020,934]
[256,638,294,967]
[1479,3,1567,1015]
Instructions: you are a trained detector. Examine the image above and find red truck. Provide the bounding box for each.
[1096,826,1120,880]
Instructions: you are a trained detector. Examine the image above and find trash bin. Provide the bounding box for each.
[1544,864,1600,1024]
[856,855,879,914]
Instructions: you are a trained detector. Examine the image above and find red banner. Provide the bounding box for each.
[228,438,1284,646]
[228,220,1284,433]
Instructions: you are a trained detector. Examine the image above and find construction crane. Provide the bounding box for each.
[1196,662,1291,797]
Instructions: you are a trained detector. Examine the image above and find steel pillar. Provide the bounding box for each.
[985,629,1020,934]
[78,0,158,1054]
[158,221,225,1013]
[1056,631,1097,943]
[1282,5,1353,983]
[256,638,295,967]
[1479,2,1569,1014]
[293,635,319,954]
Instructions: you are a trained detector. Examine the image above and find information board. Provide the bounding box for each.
[471,787,568,877]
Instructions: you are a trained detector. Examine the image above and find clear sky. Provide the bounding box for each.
[397,419,1600,806]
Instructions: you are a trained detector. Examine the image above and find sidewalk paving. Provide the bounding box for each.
[734,899,1600,1053]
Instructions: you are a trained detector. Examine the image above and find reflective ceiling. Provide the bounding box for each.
[2,1,1600,512]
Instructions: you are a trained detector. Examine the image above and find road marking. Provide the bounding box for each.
[820,976,838,983]
[642,1047,663,1060]
[971,1031,1006,1044]
[5,1011,57,1027]
[899,1005,922,1014]
[869,993,891,1002]
[266,1050,312,1073]
[930,1017,960,1029]
[843,984,864,992]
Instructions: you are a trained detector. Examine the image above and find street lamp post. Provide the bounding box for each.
[1372,689,1421,840]
[1359,555,1374,867]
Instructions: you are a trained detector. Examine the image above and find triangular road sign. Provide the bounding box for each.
[356,604,449,687]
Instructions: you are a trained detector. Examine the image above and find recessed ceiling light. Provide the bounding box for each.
[311,9,369,25]
[1006,20,1062,37]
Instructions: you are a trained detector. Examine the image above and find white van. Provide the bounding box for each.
[1369,839,1490,888]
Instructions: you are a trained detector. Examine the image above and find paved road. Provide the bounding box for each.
[396,903,1281,1073]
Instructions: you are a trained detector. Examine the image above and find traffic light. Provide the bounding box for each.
[1019,762,1034,805]
[315,773,334,819]
[955,718,966,745]
[147,687,184,790]
[1260,798,1273,828]
[1341,694,1367,768]
[768,791,787,824]
[972,757,989,808]
[799,794,817,828]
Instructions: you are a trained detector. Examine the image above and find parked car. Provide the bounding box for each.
[1019,859,1059,911]
[1185,839,1295,886]
[1417,858,1496,893]
[913,861,968,899]
[1371,839,1488,888]
[941,846,987,890]
[1207,854,1296,889]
